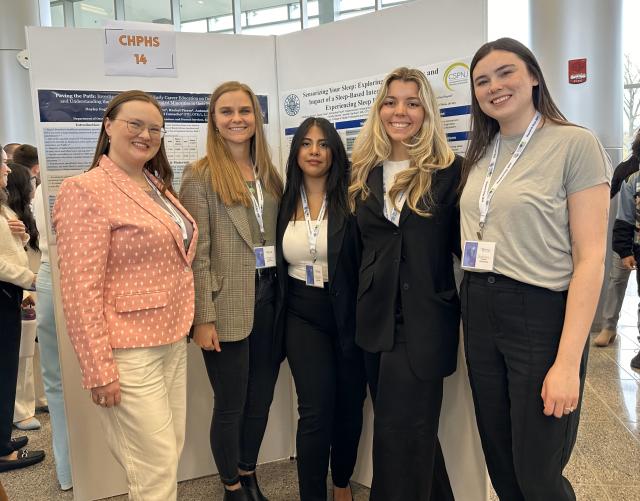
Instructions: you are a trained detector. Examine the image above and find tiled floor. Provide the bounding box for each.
[3,284,640,500]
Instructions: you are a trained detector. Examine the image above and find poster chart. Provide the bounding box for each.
[38,89,210,204]
[279,57,471,163]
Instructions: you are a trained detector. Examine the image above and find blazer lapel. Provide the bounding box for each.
[100,156,190,262]
[225,204,254,250]
[327,205,346,284]
[366,165,384,215]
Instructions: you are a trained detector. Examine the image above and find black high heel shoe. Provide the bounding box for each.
[239,472,269,501]
[223,486,249,501]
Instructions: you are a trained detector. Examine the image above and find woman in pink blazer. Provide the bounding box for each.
[53,90,198,501]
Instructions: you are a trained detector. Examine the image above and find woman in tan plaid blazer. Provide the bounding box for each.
[179,81,283,501]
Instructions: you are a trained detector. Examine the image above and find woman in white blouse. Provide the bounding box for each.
[275,117,367,501]
[0,146,45,472]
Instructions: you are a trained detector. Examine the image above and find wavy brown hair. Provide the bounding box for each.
[90,90,175,195]
[348,67,455,217]
[461,38,569,190]
[194,81,282,207]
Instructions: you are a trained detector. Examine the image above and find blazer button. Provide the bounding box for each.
[393,231,400,236]
[402,283,410,290]
[487,276,496,284]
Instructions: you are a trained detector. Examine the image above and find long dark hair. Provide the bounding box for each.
[90,90,176,195]
[461,37,568,189]
[632,129,640,159]
[281,117,349,224]
[6,162,39,251]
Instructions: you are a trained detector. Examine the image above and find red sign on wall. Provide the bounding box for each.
[568,58,587,84]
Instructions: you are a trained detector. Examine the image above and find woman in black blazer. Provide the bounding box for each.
[349,67,462,501]
[275,117,367,501]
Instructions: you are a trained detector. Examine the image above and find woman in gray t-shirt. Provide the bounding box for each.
[459,38,611,500]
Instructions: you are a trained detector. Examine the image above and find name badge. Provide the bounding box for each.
[305,264,324,288]
[462,240,496,271]
[254,245,276,269]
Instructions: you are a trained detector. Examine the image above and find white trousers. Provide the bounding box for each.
[97,338,187,501]
[14,319,47,423]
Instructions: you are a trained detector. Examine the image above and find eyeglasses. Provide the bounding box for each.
[112,118,166,139]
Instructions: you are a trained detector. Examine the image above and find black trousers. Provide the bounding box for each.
[201,272,281,486]
[0,281,23,457]
[461,272,587,501]
[285,278,367,501]
[366,323,454,501]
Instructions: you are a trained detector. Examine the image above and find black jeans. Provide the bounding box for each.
[366,323,454,501]
[285,278,367,501]
[0,281,23,457]
[462,272,587,501]
[201,272,280,486]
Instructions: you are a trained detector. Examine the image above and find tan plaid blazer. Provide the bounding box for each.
[179,163,257,342]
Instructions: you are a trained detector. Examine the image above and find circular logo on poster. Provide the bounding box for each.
[444,62,470,92]
[284,94,300,116]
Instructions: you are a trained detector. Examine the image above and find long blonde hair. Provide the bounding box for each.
[194,81,283,207]
[349,67,455,216]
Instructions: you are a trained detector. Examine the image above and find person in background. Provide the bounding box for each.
[460,38,610,500]
[53,90,197,500]
[179,81,283,501]
[33,180,73,490]
[612,156,640,370]
[275,117,367,501]
[0,146,45,472]
[3,143,20,161]
[594,128,640,347]
[13,144,40,185]
[6,162,41,432]
[349,67,462,501]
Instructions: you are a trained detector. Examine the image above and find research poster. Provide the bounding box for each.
[37,89,270,233]
[279,57,471,163]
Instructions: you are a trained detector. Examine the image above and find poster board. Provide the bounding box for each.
[26,27,292,501]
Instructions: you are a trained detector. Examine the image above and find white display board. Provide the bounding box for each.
[26,0,489,498]
[276,1,488,499]
[26,27,292,501]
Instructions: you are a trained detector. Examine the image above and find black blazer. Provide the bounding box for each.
[354,156,462,380]
[274,202,362,361]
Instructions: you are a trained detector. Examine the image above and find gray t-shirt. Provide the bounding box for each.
[460,122,611,291]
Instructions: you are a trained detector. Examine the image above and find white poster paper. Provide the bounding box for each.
[280,57,471,163]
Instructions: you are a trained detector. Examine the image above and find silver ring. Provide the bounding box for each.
[564,407,574,413]
[98,395,106,405]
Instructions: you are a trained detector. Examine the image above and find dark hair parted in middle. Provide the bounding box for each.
[6,162,39,251]
[89,90,175,195]
[462,37,569,189]
[280,117,350,223]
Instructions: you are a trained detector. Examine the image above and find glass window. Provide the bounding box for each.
[124,0,172,24]
[243,20,300,35]
[50,2,64,27]
[337,0,374,21]
[180,0,233,26]
[381,0,411,7]
[181,19,208,32]
[624,0,640,154]
[73,0,116,28]
[239,0,300,36]
[209,15,234,32]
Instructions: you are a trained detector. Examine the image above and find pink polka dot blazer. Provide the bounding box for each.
[53,155,198,389]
